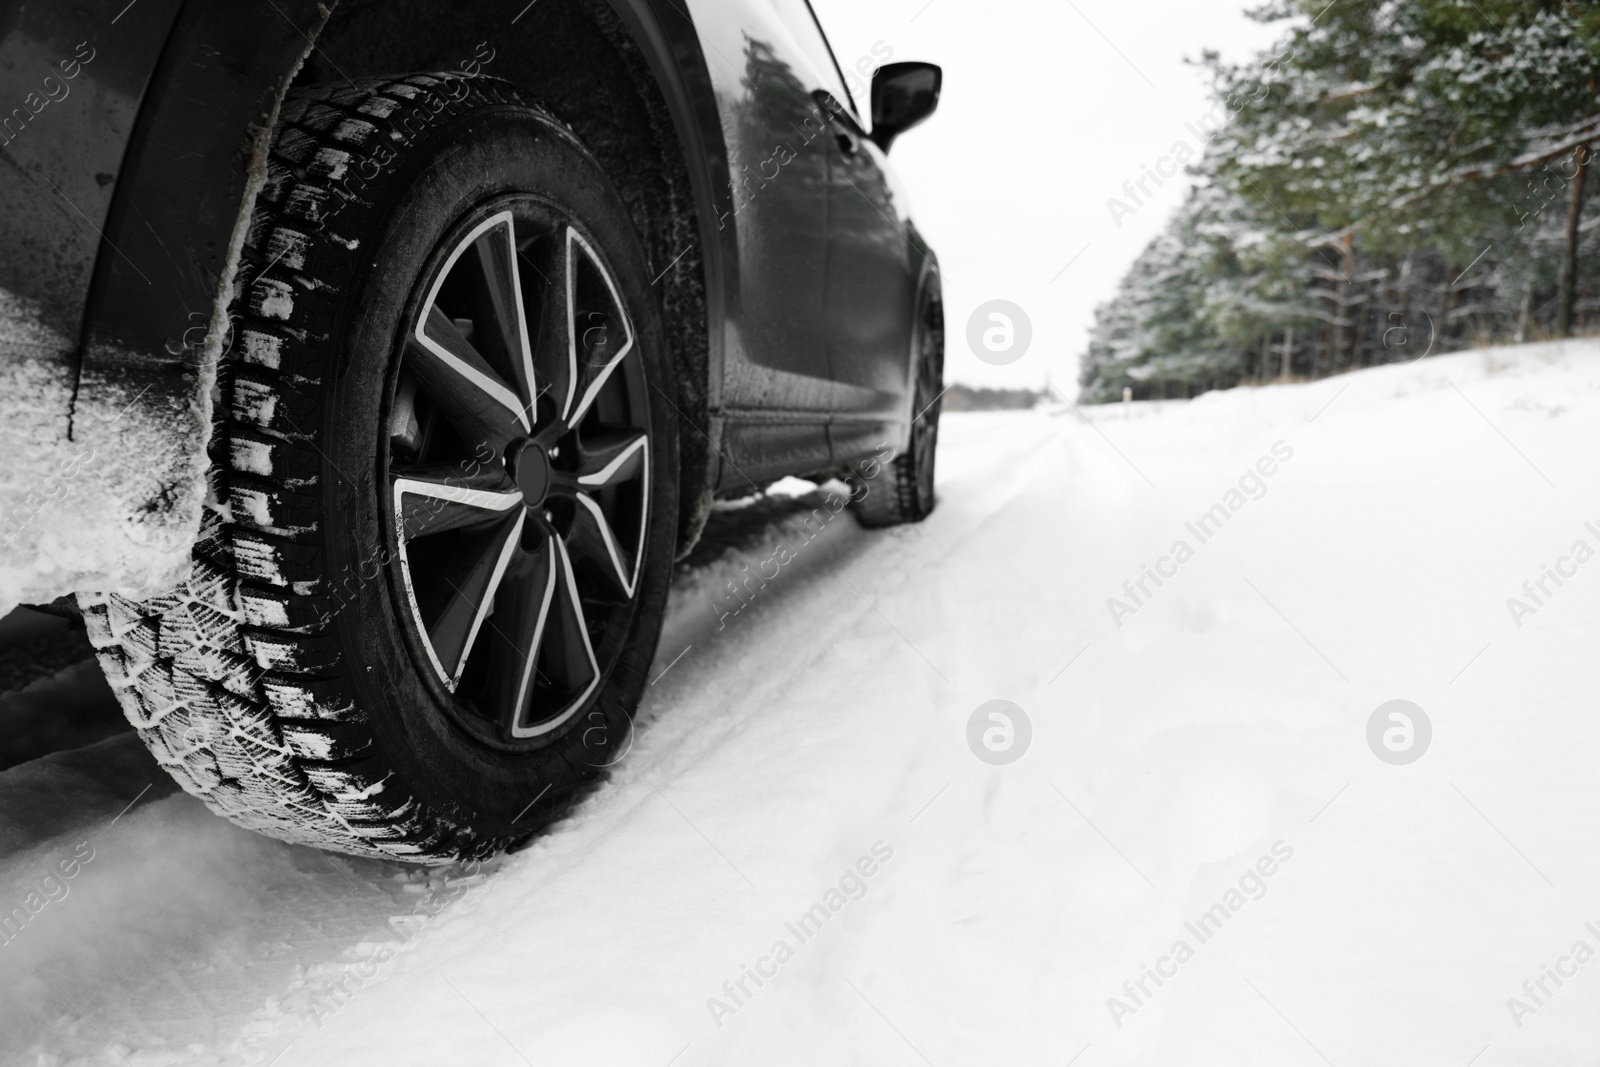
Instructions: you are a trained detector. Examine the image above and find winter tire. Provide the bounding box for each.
[78,74,680,863]
[852,269,944,527]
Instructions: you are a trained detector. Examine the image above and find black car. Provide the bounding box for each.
[0,0,943,862]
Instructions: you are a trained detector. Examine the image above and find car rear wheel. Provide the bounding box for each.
[79,74,678,862]
[852,272,944,527]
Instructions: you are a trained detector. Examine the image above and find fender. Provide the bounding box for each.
[582,0,735,543]
[79,0,328,387]
[63,0,326,601]
[607,0,731,421]
[0,0,323,607]
[902,224,941,455]
[16,0,739,604]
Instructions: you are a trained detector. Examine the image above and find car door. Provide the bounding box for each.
[821,119,918,455]
[787,3,919,459]
[683,0,843,484]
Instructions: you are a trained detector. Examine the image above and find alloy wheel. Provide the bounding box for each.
[384,200,652,745]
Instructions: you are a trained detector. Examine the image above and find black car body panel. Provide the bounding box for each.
[80,0,326,390]
[0,0,186,345]
[0,0,937,600]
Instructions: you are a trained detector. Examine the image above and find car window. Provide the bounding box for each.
[766,0,860,118]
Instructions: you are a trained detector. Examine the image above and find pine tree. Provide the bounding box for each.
[1080,0,1600,402]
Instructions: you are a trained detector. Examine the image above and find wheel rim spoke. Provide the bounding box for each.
[529,534,602,730]
[410,307,528,448]
[577,430,648,488]
[569,493,638,596]
[458,217,537,408]
[563,229,636,427]
[411,210,538,448]
[481,540,558,737]
[392,464,521,539]
[527,229,576,426]
[406,510,524,689]
[566,431,648,596]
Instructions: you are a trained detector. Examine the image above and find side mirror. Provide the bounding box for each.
[870,62,942,153]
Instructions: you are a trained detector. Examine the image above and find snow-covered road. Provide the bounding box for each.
[6,338,1600,1066]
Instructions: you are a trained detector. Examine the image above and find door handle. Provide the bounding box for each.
[812,89,861,157]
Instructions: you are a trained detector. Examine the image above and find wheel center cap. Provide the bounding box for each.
[510,440,551,507]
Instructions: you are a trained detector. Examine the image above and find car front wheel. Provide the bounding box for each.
[80,74,679,862]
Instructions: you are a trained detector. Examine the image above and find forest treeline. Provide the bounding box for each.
[1079,0,1600,402]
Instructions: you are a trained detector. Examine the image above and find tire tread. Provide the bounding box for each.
[79,75,524,863]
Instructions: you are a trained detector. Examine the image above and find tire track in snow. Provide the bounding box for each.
[0,413,1060,1066]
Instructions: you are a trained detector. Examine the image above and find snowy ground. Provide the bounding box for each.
[5,337,1600,1066]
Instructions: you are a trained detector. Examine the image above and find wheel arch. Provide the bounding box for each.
[894,226,943,458]
[303,0,729,559]
[26,1,326,605]
[73,0,730,598]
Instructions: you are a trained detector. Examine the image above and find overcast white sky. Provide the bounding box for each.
[809,0,1284,392]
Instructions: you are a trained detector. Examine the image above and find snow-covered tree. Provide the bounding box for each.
[1081,0,1600,403]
